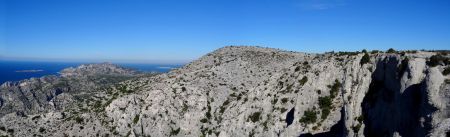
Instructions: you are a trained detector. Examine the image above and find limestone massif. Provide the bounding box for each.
[0,46,449,137]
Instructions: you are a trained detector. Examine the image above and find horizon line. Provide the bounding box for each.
[0,57,190,65]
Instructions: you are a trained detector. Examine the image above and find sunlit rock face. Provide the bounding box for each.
[0,46,449,137]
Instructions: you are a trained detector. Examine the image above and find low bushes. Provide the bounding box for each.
[299,109,317,124]
[360,53,370,65]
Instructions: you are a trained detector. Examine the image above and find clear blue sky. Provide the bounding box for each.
[1,0,449,63]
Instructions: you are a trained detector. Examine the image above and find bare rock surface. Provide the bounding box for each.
[0,46,449,137]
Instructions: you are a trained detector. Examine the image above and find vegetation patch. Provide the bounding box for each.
[219,99,230,113]
[427,54,450,67]
[360,53,370,65]
[356,115,364,123]
[299,109,317,124]
[318,96,332,119]
[299,76,308,86]
[329,79,342,98]
[182,103,189,113]
[170,127,181,136]
[32,115,41,120]
[39,127,46,133]
[133,115,140,124]
[443,66,450,75]
[280,108,288,113]
[272,98,278,105]
[336,51,359,56]
[371,50,380,54]
[205,101,212,119]
[295,66,301,72]
[117,85,133,94]
[249,112,262,122]
[74,116,84,124]
[386,48,397,53]
[200,118,208,123]
[352,123,362,133]
[281,98,289,104]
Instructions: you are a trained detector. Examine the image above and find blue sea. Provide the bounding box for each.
[0,60,183,85]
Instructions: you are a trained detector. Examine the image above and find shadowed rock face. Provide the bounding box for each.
[286,108,295,127]
[361,57,437,137]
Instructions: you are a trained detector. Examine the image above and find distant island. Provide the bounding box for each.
[15,69,44,73]
[157,66,174,69]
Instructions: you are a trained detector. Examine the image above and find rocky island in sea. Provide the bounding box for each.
[15,69,44,73]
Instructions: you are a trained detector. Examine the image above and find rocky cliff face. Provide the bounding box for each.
[0,46,449,137]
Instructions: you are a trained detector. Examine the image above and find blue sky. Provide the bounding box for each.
[1,0,450,63]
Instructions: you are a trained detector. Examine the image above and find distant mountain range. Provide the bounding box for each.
[0,46,449,137]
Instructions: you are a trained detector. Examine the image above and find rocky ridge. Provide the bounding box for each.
[0,46,449,137]
[0,63,144,117]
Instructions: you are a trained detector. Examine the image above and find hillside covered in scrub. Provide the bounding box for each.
[0,46,449,137]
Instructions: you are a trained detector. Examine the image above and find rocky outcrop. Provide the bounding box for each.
[59,63,139,77]
[0,46,449,137]
[0,63,143,117]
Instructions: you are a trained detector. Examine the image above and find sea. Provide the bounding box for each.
[0,60,183,85]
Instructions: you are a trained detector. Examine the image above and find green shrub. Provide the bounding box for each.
[200,118,208,123]
[75,116,84,124]
[352,124,362,133]
[281,98,289,104]
[356,115,364,123]
[318,96,332,108]
[272,98,278,105]
[371,50,380,54]
[299,76,308,86]
[295,66,301,72]
[219,99,230,113]
[170,128,181,136]
[299,109,317,124]
[427,54,450,67]
[318,96,332,119]
[329,80,342,98]
[249,112,262,122]
[280,108,288,113]
[321,108,330,120]
[362,49,367,53]
[117,85,133,93]
[205,110,212,119]
[303,61,309,65]
[39,127,46,133]
[133,115,140,124]
[387,48,396,53]
[337,51,359,56]
[182,103,189,113]
[443,66,450,75]
[360,53,370,65]
[32,115,41,120]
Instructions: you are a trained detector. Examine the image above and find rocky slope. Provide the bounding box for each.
[0,46,449,137]
[0,63,142,117]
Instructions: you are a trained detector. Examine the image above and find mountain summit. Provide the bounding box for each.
[0,46,449,137]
